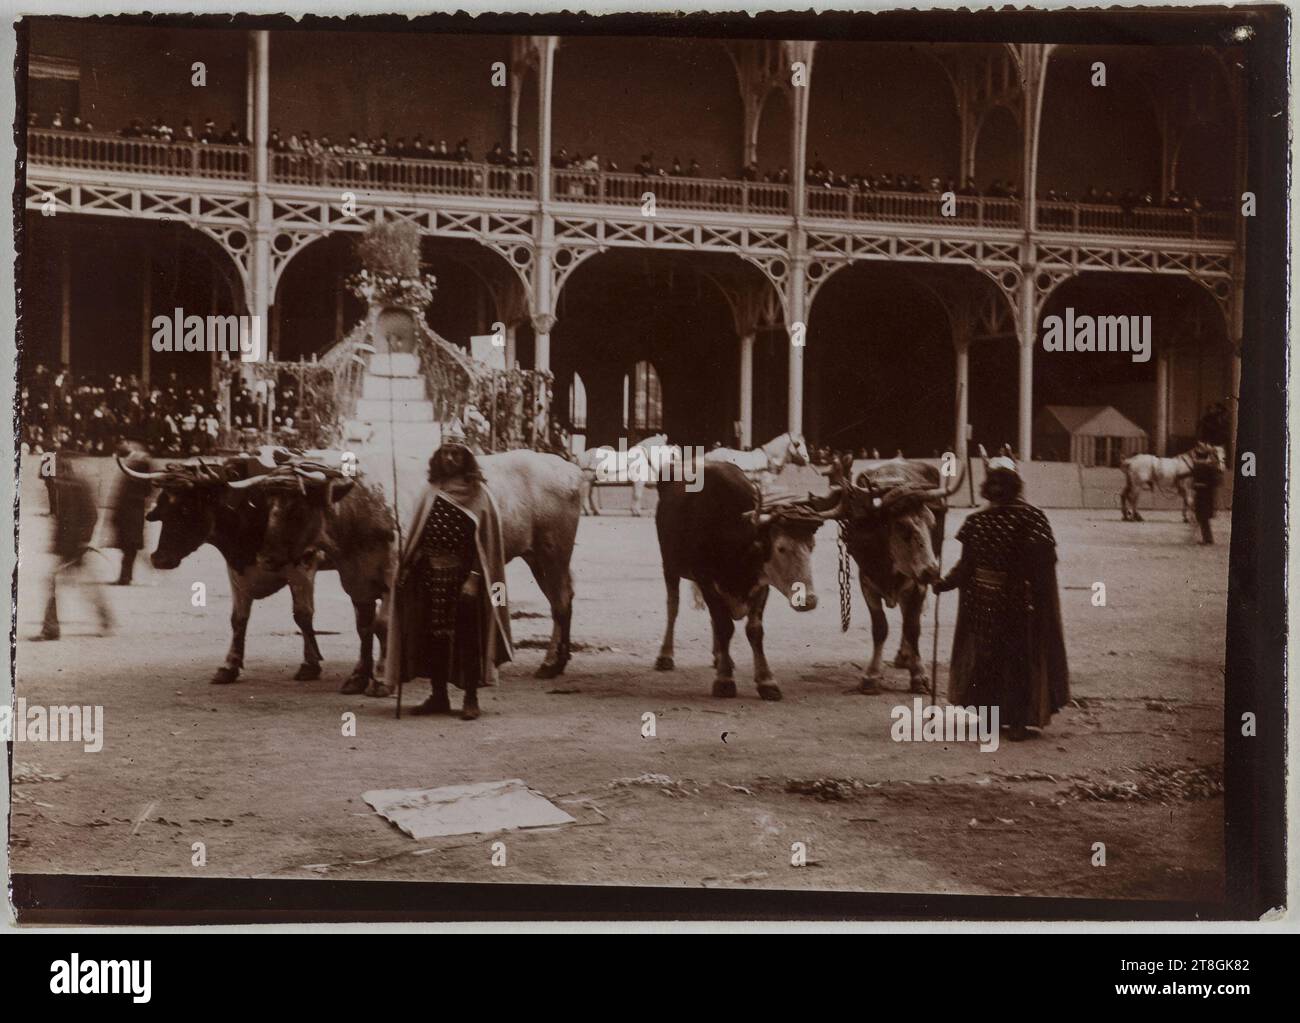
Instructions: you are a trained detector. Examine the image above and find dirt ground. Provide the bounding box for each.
[9,463,1227,901]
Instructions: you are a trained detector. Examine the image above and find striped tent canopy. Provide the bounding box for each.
[1034,405,1148,467]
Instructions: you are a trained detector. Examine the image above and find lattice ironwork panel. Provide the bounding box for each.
[982,241,1021,264]
[805,229,1021,269]
[555,215,789,257]
[484,213,534,239]
[601,220,651,245]
[26,180,74,215]
[805,232,856,258]
[27,179,253,227]
[1036,241,1235,280]
[554,217,603,244]
[195,194,253,221]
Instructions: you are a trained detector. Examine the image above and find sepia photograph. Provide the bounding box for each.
[4,3,1288,927]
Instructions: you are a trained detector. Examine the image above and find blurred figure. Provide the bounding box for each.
[108,440,152,585]
[39,452,113,640]
[1189,442,1225,545]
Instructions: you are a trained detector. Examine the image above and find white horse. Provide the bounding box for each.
[1120,445,1223,522]
[576,433,678,517]
[704,432,810,477]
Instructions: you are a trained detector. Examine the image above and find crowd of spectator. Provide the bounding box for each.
[22,364,222,456]
[554,147,620,173]
[28,108,246,145]
[30,107,97,133]
[266,130,538,169]
[31,109,538,171]
[30,108,1230,213]
[20,363,305,457]
[795,161,1229,212]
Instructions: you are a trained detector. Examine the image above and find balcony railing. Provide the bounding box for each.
[1037,200,1233,240]
[271,151,536,199]
[26,130,1234,242]
[552,168,792,215]
[28,128,250,181]
[806,186,1022,228]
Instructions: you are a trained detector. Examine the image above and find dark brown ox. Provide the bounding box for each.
[833,456,965,694]
[245,448,583,689]
[118,455,390,689]
[228,462,396,694]
[655,460,842,700]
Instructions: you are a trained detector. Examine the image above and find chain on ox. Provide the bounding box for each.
[834,456,965,695]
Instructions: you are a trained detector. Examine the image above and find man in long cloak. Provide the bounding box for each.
[931,455,1069,740]
[385,430,512,720]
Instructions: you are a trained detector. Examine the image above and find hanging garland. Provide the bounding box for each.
[230,221,555,454]
[345,268,439,310]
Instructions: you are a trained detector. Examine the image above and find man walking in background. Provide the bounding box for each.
[1189,442,1225,545]
[108,439,152,585]
[39,451,113,640]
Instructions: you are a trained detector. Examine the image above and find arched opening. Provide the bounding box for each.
[568,371,588,436]
[622,359,664,437]
[550,248,760,448]
[1034,273,1231,460]
[274,233,364,361]
[969,333,1020,456]
[274,231,525,363]
[21,211,240,390]
[418,238,527,353]
[804,262,957,456]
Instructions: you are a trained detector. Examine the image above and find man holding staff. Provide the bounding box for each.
[929,452,1069,741]
[385,423,513,720]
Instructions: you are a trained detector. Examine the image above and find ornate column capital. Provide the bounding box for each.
[531,312,557,336]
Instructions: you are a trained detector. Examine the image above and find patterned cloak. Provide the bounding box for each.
[936,499,1069,729]
[385,479,513,692]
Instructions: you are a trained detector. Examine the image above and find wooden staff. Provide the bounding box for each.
[930,497,945,708]
[386,361,405,719]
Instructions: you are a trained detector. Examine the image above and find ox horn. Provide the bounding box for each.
[115,455,168,482]
[812,487,849,519]
[292,467,328,482]
[912,458,967,503]
[226,472,274,490]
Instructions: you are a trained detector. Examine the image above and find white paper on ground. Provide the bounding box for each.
[362,779,577,839]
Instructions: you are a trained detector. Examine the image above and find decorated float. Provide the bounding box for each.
[231,220,553,454]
